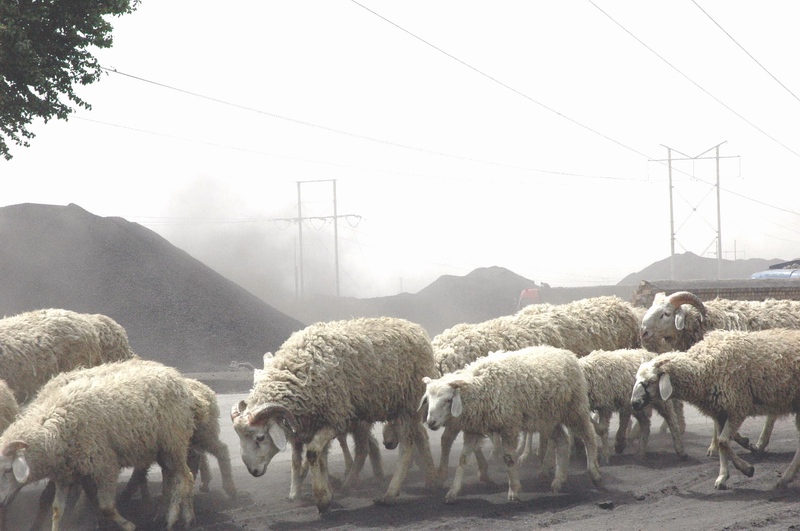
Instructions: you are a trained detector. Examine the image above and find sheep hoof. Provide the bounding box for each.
[444,493,458,504]
[508,492,520,502]
[714,478,728,490]
[317,502,331,514]
[775,479,789,489]
[744,465,755,478]
[373,496,396,507]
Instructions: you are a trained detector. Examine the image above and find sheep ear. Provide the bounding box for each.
[262,352,273,366]
[658,373,673,401]
[268,422,287,451]
[451,389,463,418]
[12,455,29,483]
[674,310,686,330]
[422,376,432,385]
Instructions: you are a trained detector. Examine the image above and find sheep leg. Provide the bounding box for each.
[549,425,571,493]
[80,476,136,531]
[612,410,627,458]
[367,430,385,480]
[514,431,527,458]
[379,418,435,504]
[306,427,337,513]
[632,408,652,458]
[410,418,438,489]
[538,433,555,479]
[753,415,776,453]
[337,433,354,478]
[49,481,73,531]
[204,438,238,498]
[708,419,721,457]
[775,414,800,488]
[475,447,491,483]
[343,423,370,489]
[119,467,150,503]
[571,408,602,487]
[592,411,609,464]
[197,452,212,492]
[445,431,480,504]
[288,439,305,500]
[437,425,459,484]
[715,415,753,490]
[499,430,522,501]
[654,400,687,458]
[160,460,195,529]
[28,480,55,531]
[517,431,534,464]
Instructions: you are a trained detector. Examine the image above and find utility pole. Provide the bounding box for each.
[273,180,360,300]
[651,142,736,280]
[668,147,675,280]
[296,182,304,298]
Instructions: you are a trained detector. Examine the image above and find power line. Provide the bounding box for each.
[74,113,637,183]
[349,0,654,161]
[99,67,640,182]
[692,0,800,105]
[588,0,800,160]
[348,1,799,219]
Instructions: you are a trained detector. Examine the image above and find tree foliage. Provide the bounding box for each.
[0,0,139,160]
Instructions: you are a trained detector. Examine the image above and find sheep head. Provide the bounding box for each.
[631,357,673,411]
[382,421,399,450]
[640,291,707,344]
[421,376,468,431]
[231,400,299,478]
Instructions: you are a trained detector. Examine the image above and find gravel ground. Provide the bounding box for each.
[7,390,800,530]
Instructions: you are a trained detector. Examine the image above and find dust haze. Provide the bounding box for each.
[153,179,397,310]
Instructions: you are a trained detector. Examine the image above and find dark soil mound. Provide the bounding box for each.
[0,203,304,372]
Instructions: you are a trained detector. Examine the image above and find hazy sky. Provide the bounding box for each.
[4,1,799,302]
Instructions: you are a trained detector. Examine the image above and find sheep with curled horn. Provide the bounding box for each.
[252,352,384,497]
[640,290,800,454]
[231,317,438,514]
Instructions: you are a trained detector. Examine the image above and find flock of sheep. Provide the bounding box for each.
[3,289,800,528]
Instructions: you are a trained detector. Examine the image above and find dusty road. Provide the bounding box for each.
[7,392,800,530]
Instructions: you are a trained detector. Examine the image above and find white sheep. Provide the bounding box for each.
[422,346,602,503]
[0,359,196,530]
[254,352,383,492]
[631,329,800,490]
[231,317,438,513]
[430,296,644,478]
[0,308,138,404]
[640,291,800,453]
[578,348,685,463]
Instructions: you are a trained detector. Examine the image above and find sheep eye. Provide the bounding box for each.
[255,434,266,443]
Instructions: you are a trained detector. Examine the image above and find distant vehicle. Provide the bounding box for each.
[750,269,800,279]
[517,288,541,309]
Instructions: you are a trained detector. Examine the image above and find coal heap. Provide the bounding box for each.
[0,203,304,372]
